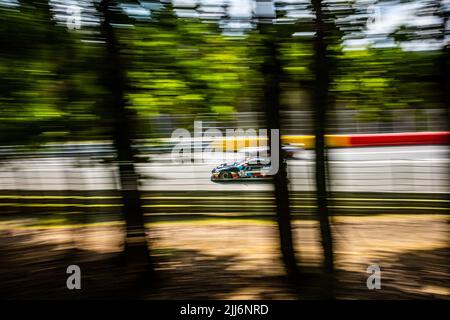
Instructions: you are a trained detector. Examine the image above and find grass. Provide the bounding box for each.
[0,213,448,230]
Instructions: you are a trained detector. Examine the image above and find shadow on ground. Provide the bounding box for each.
[0,222,449,299]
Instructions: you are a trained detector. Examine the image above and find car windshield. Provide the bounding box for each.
[236,160,247,166]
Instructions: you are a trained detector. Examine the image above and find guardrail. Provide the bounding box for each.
[215,132,450,150]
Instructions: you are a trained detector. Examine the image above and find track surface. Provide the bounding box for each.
[0,145,448,193]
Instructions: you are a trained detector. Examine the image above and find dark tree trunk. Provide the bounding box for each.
[259,24,301,282]
[436,0,450,273]
[98,0,152,269]
[311,0,335,278]
[437,1,449,124]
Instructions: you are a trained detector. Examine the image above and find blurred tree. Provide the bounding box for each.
[332,0,446,130]
[0,0,109,146]
[334,47,442,131]
[97,0,152,269]
[256,2,302,283]
[122,3,258,134]
[311,0,335,294]
[435,0,449,120]
[0,1,65,145]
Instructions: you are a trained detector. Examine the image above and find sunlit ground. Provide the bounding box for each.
[0,214,448,299]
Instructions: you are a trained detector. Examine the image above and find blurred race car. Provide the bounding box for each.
[211,157,272,181]
[211,144,304,181]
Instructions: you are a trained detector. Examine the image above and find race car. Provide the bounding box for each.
[211,157,272,181]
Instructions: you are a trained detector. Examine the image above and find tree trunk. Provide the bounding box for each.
[259,24,301,282]
[98,0,152,269]
[311,0,335,278]
[436,0,450,273]
[437,1,449,124]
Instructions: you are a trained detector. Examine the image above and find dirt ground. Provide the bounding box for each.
[0,215,448,299]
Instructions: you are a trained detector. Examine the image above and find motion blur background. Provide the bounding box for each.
[0,0,449,299]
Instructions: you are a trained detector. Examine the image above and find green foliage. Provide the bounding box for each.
[0,1,446,146]
[333,47,442,122]
[0,2,107,144]
[122,6,259,126]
